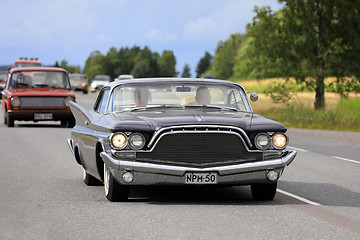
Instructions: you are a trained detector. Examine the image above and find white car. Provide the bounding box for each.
[114,74,134,81]
[90,75,111,92]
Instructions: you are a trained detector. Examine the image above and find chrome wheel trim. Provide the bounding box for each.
[82,168,86,181]
[104,163,109,196]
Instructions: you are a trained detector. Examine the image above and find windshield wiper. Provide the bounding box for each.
[131,104,182,112]
[183,104,240,112]
[33,84,51,88]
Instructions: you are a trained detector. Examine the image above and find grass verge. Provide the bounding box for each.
[256,98,360,132]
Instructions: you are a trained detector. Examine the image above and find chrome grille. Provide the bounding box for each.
[20,97,65,107]
[137,130,262,167]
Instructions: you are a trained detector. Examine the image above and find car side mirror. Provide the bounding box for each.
[248,92,258,102]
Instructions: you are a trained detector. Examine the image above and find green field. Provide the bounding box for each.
[237,79,360,132]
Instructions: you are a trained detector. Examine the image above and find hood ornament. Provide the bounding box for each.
[195,115,204,122]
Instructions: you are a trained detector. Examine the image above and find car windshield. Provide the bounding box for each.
[94,76,110,81]
[10,71,70,89]
[108,82,252,113]
[70,74,87,83]
[13,62,41,68]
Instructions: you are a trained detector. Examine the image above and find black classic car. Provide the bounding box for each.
[67,78,297,201]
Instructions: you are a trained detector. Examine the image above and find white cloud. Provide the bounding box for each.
[144,29,178,42]
[182,0,272,42]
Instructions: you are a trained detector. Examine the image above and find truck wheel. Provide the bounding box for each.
[251,182,277,201]
[104,163,129,202]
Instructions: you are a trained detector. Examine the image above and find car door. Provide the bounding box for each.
[82,88,110,174]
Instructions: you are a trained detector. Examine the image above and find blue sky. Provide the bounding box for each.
[1,0,283,76]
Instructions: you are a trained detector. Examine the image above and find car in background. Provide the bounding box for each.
[69,73,88,94]
[67,77,297,202]
[114,74,134,81]
[11,58,42,69]
[0,71,7,97]
[1,67,76,127]
[90,75,111,92]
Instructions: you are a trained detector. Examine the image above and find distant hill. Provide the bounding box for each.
[0,65,10,71]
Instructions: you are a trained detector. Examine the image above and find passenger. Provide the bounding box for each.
[134,87,151,107]
[195,86,211,105]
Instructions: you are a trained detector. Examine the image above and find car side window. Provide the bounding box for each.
[94,89,110,113]
[227,89,246,110]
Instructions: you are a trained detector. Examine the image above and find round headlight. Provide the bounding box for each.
[64,97,74,107]
[272,133,288,149]
[254,133,271,150]
[111,133,128,149]
[11,97,21,107]
[129,133,145,150]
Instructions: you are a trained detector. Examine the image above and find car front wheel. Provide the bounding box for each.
[83,168,102,186]
[251,182,277,201]
[104,163,129,202]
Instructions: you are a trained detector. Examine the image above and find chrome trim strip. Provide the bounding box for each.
[67,138,74,156]
[8,110,72,114]
[148,125,252,148]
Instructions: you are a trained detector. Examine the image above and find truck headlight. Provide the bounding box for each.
[128,133,145,150]
[111,132,128,150]
[272,133,288,149]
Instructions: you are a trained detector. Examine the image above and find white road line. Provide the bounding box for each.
[277,189,321,206]
[332,156,359,164]
[288,146,309,152]
[288,146,359,164]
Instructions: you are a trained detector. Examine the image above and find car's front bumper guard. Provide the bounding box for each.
[100,150,297,185]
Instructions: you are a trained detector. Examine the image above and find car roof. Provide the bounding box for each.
[107,77,237,86]
[105,77,247,91]
[9,67,68,74]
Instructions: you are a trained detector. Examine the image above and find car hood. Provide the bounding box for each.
[108,108,286,133]
[8,88,74,97]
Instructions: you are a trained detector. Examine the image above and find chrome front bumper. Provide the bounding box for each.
[100,150,297,186]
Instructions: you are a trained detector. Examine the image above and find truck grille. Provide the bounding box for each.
[137,132,262,167]
[20,97,65,107]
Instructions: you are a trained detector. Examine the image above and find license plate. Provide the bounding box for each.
[34,113,53,120]
[185,172,217,184]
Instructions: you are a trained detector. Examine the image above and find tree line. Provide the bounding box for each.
[204,0,360,109]
[58,0,360,110]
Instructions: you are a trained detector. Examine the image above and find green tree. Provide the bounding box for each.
[158,51,177,77]
[248,0,360,109]
[131,47,159,77]
[105,47,120,80]
[114,46,140,77]
[57,59,81,73]
[196,51,212,77]
[181,64,191,78]
[232,34,254,79]
[206,33,242,79]
[83,51,106,81]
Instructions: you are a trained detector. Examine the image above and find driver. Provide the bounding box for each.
[195,86,211,105]
[11,73,25,88]
[134,87,151,107]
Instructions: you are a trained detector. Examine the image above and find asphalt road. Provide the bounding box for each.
[0,92,359,240]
